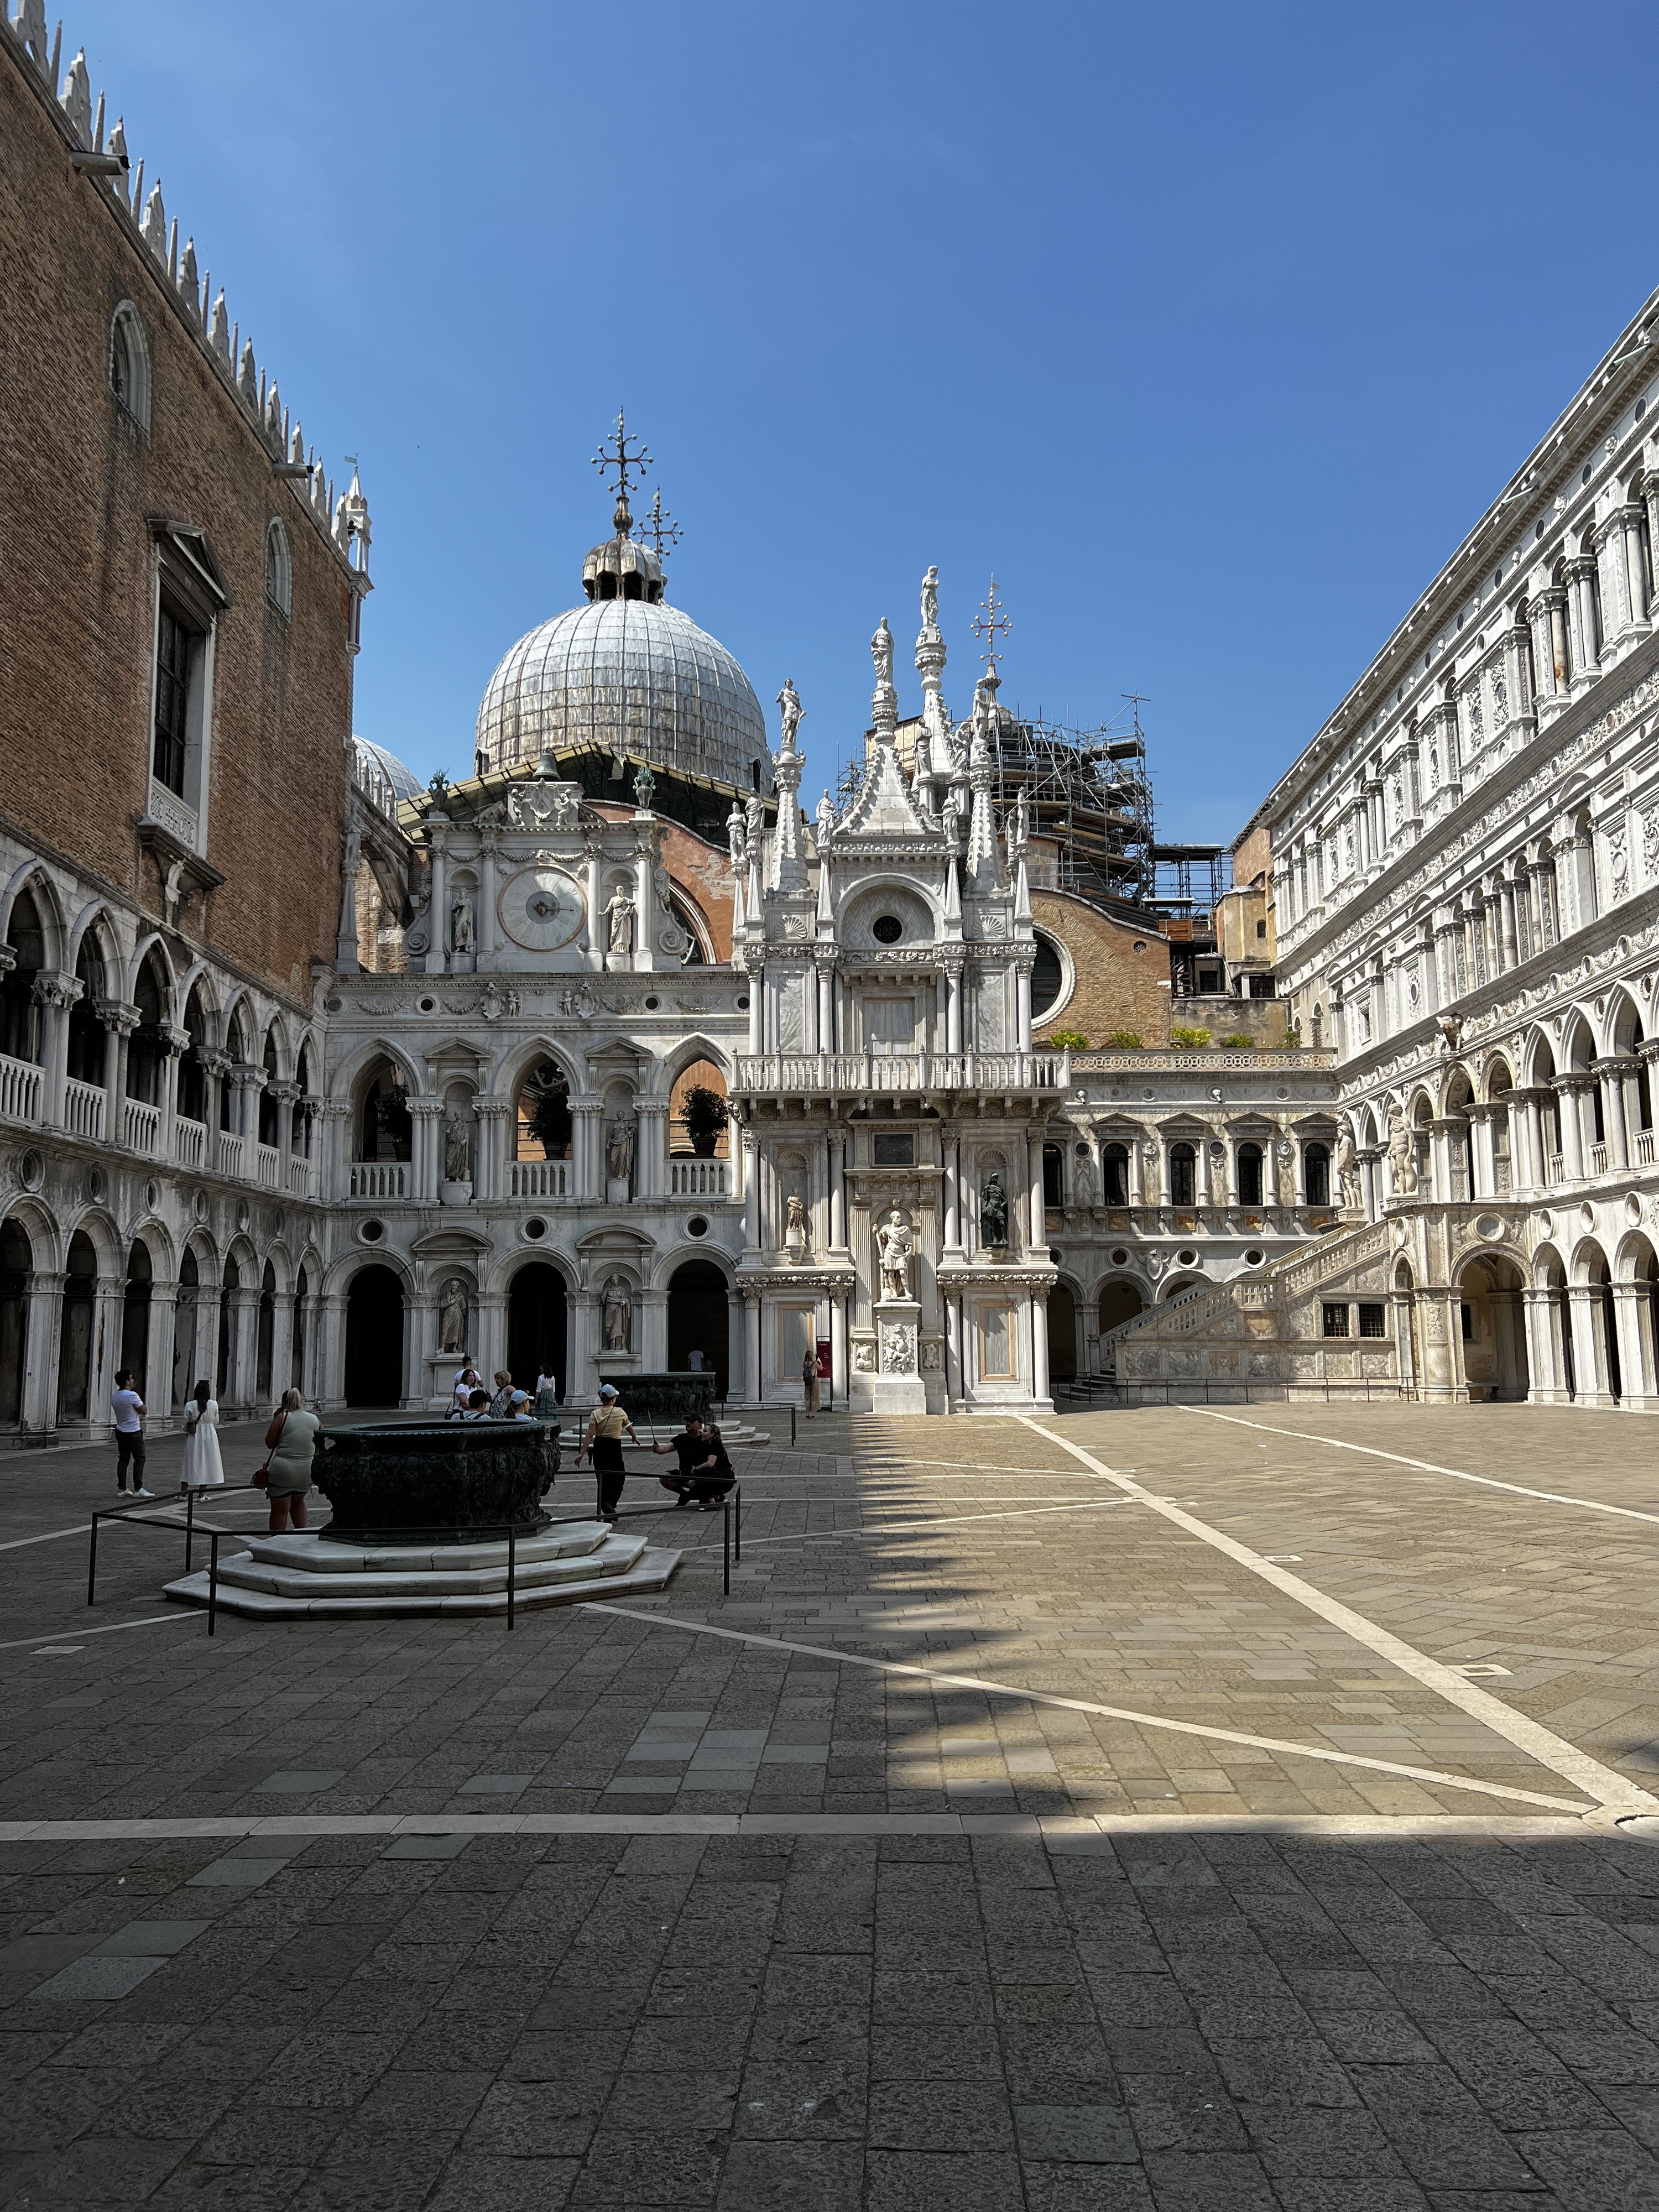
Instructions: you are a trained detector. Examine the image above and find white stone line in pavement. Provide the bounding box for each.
[0,1613,194,1656]
[1185,1406,1659,1528]
[584,1601,1587,1813]
[0,1812,1598,1844]
[1020,1415,1659,1818]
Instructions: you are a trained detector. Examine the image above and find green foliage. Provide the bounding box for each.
[1170,1025,1212,1048]
[681,1083,729,1157]
[1105,1030,1142,1049]
[1044,1030,1090,1050]
[1218,1032,1254,1048]
[1279,1031,1302,1051]
[523,1063,572,1156]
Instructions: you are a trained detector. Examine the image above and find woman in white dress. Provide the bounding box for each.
[178,1380,224,1493]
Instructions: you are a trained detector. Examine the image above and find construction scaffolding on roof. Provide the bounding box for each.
[838,695,1158,909]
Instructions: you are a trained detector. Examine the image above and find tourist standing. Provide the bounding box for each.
[534,1361,560,1414]
[486,1370,515,1418]
[801,1347,821,1418]
[262,1387,321,1535]
[179,1381,223,1494]
[576,1383,639,1522]
[686,1348,705,1373]
[110,1368,151,1497]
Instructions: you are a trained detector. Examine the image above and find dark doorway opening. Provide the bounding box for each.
[667,1260,730,1400]
[345,1265,404,1407]
[122,1240,152,1401]
[508,1263,567,1399]
[1048,1285,1077,1380]
[0,1218,30,1425]
[58,1229,97,1424]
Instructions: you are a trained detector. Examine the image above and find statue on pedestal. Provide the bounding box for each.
[776,678,803,753]
[601,1278,632,1352]
[450,890,475,956]
[1336,1126,1361,1211]
[871,618,895,686]
[980,1171,1009,1249]
[604,887,636,958]
[876,1208,914,1301]
[606,1115,637,1185]
[438,1277,468,1355]
[1386,1103,1418,1197]
[444,1110,472,1183]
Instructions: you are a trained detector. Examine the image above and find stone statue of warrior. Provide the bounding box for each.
[876,1208,914,1301]
[980,1171,1009,1248]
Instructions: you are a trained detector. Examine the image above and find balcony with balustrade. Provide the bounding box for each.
[349,1160,408,1201]
[732,1050,1070,1101]
[0,1053,43,1126]
[509,1159,570,1199]
[669,1158,729,1197]
[62,1076,104,1141]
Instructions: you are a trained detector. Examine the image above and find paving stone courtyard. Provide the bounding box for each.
[7,1402,1659,2208]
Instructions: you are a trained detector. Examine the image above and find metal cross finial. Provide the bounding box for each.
[592,408,653,530]
[971,575,1012,673]
[633,487,682,557]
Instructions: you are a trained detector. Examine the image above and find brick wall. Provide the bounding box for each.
[1031,889,1172,1047]
[0,46,356,1010]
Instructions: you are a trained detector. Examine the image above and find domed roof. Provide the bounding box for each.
[475,535,768,789]
[351,735,422,812]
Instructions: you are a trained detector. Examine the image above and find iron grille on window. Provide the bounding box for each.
[153,606,192,795]
[1321,1302,1350,1338]
[1357,1302,1386,1338]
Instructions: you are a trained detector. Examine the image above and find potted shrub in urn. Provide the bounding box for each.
[681,1084,728,1158]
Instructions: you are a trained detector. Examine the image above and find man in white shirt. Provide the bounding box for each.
[110,1369,153,1498]
[686,1348,705,1373]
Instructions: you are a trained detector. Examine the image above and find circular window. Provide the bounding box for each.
[86,1167,107,1203]
[1537,1209,1553,1238]
[523,1217,547,1241]
[1244,1248,1265,1266]
[1582,463,1592,485]
[272,1208,285,1238]
[325,995,343,1014]
[1050,1248,1062,1266]
[360,1219,385,1243]
[1177,1248,1198,1267]
[418,995,437,1014]
[18,1150,43,1191]
[192,1190,208,1222]
[872,915,903,945]
[1110,1248,1130,1266]
[644,995,660,1011]
[1074,1141,1089,1156]
[236,1201,251,1232]
[1031,931,1065,1018]
[1493,567,1503,588]
[687,1215,709,1238]
[1474,1213,1505,1241]
[1132,939,1146,953]
[736,995,749,1011]
[1535,520,1546,540]
[1639,398,1648,422]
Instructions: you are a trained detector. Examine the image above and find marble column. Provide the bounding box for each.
[1594,1058,1632,1171]
[830,1293,847,1407]
[743,1291,762,1406]
[941,1128,961,1255]
[635,1102,668,1201]
[475,1290,507,1385]
[571,1101,603,1202]
[426,827,448,974]
[23,1272,65,1434]
[408,1098,443,1204]
[1522,1287,1568,1405]
[228,1285,260,1413]
[91,1273,124,1430]
[316,1293,346,1410]
[478,830,498,957]
[743,1130,761,1254]
[1553,1078,1585,1181]
[1567,1284,1613,1407]
[1027,1132,1045,1255]
[473,1098,511,1203]
[146,1284,179,1427]
[1611,1283,1658,1411]
[1030,1290,1050,1410]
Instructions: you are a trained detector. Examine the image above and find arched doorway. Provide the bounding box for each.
[345,1266,404,1407]
[1098,1279,1144,1333]
[256,1260,276,1401]
[57,1229,97,1424]
[174,1249,199,1408]
[0,1218,30,1425]
[216,1257,238,1399]
[507,1263,567,1399]
[1048,1284,1078,1381]
[1458,1255,1530,1401]
[667,1260,730,1398]
[121,1240,152,1400]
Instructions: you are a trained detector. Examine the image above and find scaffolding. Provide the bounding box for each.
[836,696,1158,908]
[1149,843,1231,914]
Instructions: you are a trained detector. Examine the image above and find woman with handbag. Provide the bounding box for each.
[178,1381,223,1495]
[261,1387,321,1534]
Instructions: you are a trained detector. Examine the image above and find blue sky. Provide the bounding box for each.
[70,0,1656,844]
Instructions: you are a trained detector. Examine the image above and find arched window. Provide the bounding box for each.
[66,932,106,1088]
[1305,1141,1331,1207]
[1042,1141,1064,1209]
[516,1060,572,1161]
[1031,932,1066,1021]
[1169,1141,1196,1207]
[264,518,292,618]
[1101,1142,1129,1207]
[109,301,150,432]
[178,985,209,1125]
[1,889,46,1065]
[126,954,166,1107]
[358,1059,412,1163]
[1237,1142,1264,1207]
[670,1059,729,1159]
[258,1029,281,1147]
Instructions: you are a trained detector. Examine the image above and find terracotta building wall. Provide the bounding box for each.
[1031,890,1172,1047]
[589,805,736,961]
[0,45,356,1009]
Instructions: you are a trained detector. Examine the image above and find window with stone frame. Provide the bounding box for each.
[1357,1302,1387,1338]
[1321,1302,1350,1338]
[152,602,196,797]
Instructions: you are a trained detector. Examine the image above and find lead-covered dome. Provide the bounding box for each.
[476,530,768,789]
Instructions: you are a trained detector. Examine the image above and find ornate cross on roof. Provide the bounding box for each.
[592,409,653,531]
[633,487,682,557]
[971,575,1012,674]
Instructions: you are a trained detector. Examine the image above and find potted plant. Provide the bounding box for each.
[681,1084,728,1158]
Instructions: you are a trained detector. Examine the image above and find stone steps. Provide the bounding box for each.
[162,1535,682,1619]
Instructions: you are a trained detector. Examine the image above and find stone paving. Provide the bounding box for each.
[4,1402,1659,2205]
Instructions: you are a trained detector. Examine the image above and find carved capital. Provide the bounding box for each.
[93,996,142,1037]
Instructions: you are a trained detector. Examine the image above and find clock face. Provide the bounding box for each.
[499,866,586,953]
